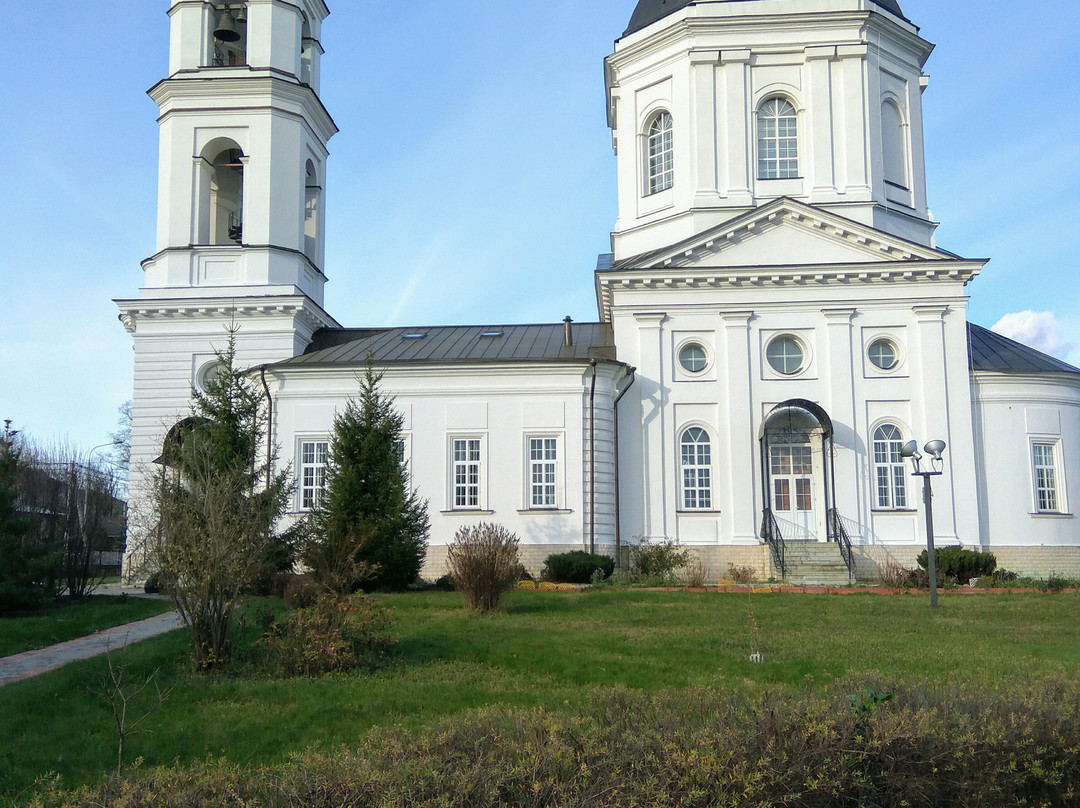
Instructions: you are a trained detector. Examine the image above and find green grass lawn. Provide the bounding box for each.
[0,596,174,658]
[2,589,1078,804]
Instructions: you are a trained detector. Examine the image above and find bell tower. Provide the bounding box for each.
[141,0,336,301]
[117,0,339,535]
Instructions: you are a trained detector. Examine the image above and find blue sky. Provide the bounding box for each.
[1,0,1077,455]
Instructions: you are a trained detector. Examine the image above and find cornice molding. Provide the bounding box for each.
[597,260,981,320]
[115,295,338,334]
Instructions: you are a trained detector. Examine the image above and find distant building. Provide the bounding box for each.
[118,0,1080,583]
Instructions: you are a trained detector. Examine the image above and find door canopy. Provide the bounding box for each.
[759,399,834,441]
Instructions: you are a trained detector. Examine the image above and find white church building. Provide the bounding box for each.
[118,0,1080,583]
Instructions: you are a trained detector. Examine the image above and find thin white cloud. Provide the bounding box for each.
[991,311,1077,360]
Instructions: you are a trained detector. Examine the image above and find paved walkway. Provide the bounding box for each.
[0,610,184,687]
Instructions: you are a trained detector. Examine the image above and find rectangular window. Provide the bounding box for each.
[299,440,329,510]
[528,437,558,508]
[1032,442,1059,512]
[452,438,481,509]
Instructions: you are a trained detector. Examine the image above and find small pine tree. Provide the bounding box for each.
[0,422,62,611]
[307,360,428,592]
[145,331,291,668]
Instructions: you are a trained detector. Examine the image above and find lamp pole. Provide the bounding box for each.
[901,439,946,609]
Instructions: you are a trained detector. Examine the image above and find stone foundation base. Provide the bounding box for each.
[421,543,774,583]
[420,542,1080,584]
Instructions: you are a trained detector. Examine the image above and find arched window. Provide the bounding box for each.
[882,100,908,188]
[646,111,674,195]
[680,427,712,510]
[757,98,798,179]
[872,424,907,509]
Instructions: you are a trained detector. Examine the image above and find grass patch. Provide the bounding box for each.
[0,596,173,658]
[1,590,1078,803]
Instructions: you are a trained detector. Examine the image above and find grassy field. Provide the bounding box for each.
[1,589,1078,803]
[0,596,174,658]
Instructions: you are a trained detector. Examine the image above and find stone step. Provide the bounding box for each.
[779,542,853,585]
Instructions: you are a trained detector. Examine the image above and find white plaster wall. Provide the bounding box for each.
[972,373,1080,546]
[611,275,980,550]
[270,362,626,552]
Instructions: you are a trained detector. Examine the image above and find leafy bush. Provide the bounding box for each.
[33,674,1080,807]
[446,522,520,613]
[263,593,394,677]
[629,538,691,584]
[993,568,1018,584]
[542,551,614,584]
[917,546,996,582]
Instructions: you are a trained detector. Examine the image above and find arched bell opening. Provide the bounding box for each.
[758,399,837,545]
[195,139,246,246]
[304,159,321,263]
[210,3,248,67]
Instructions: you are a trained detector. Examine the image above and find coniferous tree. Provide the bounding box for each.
[307,360,428,592]
[0,421,36,609]
[143,331,291,667]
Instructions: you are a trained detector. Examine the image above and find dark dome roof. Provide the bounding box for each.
[624,0,908,37]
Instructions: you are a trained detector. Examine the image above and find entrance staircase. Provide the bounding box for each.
[781,542,852,586]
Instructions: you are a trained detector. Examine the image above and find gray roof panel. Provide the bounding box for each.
[279,322,618,367]
[623,0,909,37]
[968,322,1080,375]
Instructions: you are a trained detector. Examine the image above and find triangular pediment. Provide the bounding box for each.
[613,198,961,271]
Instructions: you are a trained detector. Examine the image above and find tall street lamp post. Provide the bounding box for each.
[900,439,946,609]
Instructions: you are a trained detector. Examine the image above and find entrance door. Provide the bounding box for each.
[770,439,816,540]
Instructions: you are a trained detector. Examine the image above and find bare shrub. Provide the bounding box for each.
[729,563,756,584]
[680,556,709,587]
[90,648,171,780]
[876,558,915,588]
[263,593,394,677]
[446,522,520,613]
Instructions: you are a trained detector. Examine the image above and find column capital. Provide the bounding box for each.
[912,305,949,322]
[821,307,856,323]
[719,309,753,325]
[633,312,668,326]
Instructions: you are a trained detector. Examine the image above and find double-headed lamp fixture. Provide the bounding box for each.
[900,439,946,476]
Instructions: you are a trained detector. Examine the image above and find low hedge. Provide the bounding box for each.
[541,551,614,583]
[917,546,996,583]
[31,674,1080,807]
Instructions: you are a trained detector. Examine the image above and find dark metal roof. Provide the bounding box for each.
[624,0,908,37]
[277,322,618,367]
[968,322,1080,375]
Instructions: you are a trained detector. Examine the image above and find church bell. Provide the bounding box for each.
[214,7,241,43]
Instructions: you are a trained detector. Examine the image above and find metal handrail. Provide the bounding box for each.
[827,508,855,581]
[760,508,786,580]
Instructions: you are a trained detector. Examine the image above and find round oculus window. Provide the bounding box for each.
[678,343,708,373]
[868,338,898,370]
[766,336,805,375]
[196,360,225,392]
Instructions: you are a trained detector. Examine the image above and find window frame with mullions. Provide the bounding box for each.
[645,111,674,195]
[1031,440,1065,514]
[525,435,560,509]
[679,426,714,511]
[871,423,908,510]
[298,438,329,512]
[450,435,484,510]
[756,97,799,180]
